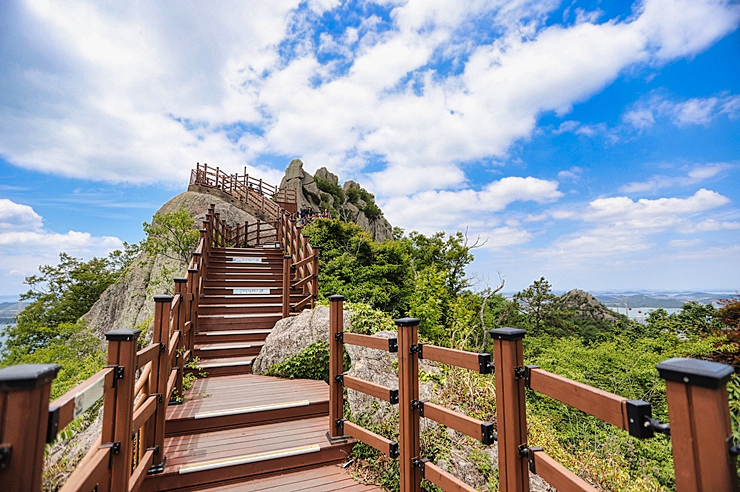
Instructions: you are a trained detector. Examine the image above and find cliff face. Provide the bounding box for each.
[280,159,393,242]
[83,190,269,341]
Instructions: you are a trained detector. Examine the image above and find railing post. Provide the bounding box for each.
[311,248,320,307]
[282,254,291,318]
[103,328,140,492]
[173,278,188,403]
[490,328,529,492]
[656,358,737,492]
[256,220,261,246]
[0,364,60,491]
[149,295,173,474]
[396,317,421,492]
[327,295,346,442]
[187,265,199,356]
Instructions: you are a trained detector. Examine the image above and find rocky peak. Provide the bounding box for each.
[279,159,393,242]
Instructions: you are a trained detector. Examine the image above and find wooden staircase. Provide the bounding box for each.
[141,243,379,491]
[194,245,285,377]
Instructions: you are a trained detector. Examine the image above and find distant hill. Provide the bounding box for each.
[594,292,732,308]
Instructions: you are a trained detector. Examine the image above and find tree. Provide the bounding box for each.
[142,208,199,265]
[2,244,138,364]
[514,277,562,336]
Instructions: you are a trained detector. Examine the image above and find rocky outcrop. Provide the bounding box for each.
[279,159,393,242]
[559,289,624,324]
[83,190,271,341]
[251,306,351,374]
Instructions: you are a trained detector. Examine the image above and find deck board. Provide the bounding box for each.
[167,374,328,418]
[199,465,382,491]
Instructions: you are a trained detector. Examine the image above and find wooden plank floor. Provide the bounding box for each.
[143,417,355,491]
[200,465,382,491]
[166,375,330,436]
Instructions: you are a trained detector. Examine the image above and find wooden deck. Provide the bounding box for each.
[165,374,330,436]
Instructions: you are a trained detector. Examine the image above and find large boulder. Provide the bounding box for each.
[83,190,270,342]
[251,306,351,374]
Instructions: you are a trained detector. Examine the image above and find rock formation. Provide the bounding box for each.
[83,190,271,342]
[251,306,351,374]
[279,159,393,242]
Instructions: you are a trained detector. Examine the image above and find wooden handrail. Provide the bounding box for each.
[342,375,398,404]
[528,367,628,430]
[327,299,739,492]
[48,368,113,439]
[528,450,597,492]
[342,332,398,352]
[344,421,399,458]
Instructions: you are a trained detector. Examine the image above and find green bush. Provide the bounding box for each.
[265,341,350,382]
[314,176,345,207]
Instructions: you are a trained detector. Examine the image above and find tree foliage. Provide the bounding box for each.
[142,208,199,265]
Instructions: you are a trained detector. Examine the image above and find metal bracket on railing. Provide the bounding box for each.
[336,418,346,434]
[389,389,399,405]
[155,393,163,404]
[514,365,538,388]
[481,422,497,445]
[518,445,543,473]
[410,343,424,358]
[389,441,400,459]
[388,338,398,353]
[412,458,429,477]
[478,353,493,374]
[101,441,121,468]
[334,332,343,342]
[729,436,740,457]
[147,454,166,475]
[159,342,166,353]
[335,374,344,385]
[0,444,11,469]
[411,399,425,417]
[626,400,669,438]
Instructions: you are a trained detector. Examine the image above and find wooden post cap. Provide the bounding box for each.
[105,328,142,341]
[656,357,734,388]
[173,278,187,284]
[488,328,526,341]
[0,364,60,391]
[328,295,345,301]
[188,268,198,273]
[154,295,174,303]
[395,317,420,327]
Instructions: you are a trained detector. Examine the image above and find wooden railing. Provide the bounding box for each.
[327,296,739,492]
[203,204,278,248]
[190,163,297,219]
[0,226,208,492]
[278,212,318,316]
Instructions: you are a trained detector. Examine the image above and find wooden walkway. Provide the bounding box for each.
[139,245,380,491]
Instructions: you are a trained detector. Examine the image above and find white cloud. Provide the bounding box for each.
[0,199,43,231]
[0,0,737,190]
[623,93,740,129]
[678,219,740,233]
[619,163,731,193]
[558,166,584,181]
[0,199,124,294]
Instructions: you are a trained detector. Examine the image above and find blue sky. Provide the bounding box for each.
[1,0,739,297]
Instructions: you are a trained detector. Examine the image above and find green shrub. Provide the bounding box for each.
[265,341,350,382]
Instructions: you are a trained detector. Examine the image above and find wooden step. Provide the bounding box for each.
[143,417,352,491]
[166,375,331,436]
[190,465,381,491]
[195,341,265,359]
[192,356,254,377]
[200,294,304,305]
[195,329,271,344]
[199,303,283,316]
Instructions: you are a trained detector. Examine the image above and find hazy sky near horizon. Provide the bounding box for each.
[1,0,739,297]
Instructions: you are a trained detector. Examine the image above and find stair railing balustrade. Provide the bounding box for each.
[277,211,319,317]
[0,230,209,492]
[327,296,739,492]
[190,163,297,219]
[204,204,278,248]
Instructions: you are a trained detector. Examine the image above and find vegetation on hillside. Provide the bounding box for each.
[301,216,740,491]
